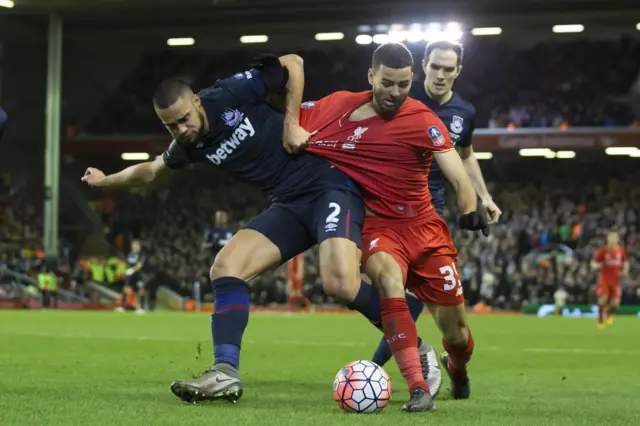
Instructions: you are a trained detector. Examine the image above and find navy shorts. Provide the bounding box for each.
[246,188,364,263]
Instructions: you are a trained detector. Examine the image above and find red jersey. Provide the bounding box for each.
[301,91,454,222]
[593,245,627,283]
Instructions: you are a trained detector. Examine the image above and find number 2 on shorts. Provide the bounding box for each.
[326,202,341,223]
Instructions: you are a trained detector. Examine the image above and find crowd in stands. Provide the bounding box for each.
[81,36,640,135]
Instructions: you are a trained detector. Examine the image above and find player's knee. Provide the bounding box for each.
[437,305,468,346]
[321,261,359,302]
[210,255,244,281]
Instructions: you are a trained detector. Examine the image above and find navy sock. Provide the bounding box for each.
[372,293,424,366]
[346,280,382,325]
[211,277,250,369]
[120,291,127,309]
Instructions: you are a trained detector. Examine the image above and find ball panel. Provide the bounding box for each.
[333,360,392,414]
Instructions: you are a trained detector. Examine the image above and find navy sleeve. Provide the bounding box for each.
[457,105,476,148]
[162,140,191,169]
[0,107,7,141]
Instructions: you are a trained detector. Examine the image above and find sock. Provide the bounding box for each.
[346,280,383,323]
[372,294,424,366]
[211,277,250,369]
[442,327,474,382]
[607,306,616,317]
[300,295,312,308]
[120,291,126,309]
[598,305,605,324]
[380,297,429,394]
[139,295,146,310]
[289,297,296,310]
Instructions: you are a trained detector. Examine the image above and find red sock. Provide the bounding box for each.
[289,297,296,310]
[598,305,604,323]
[380,297,429,394]
[607,306,616,317]
[442,327,474,381]
[300,295,312,308]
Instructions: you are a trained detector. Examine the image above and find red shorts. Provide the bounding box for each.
[596,281,620,300]
[362,214,462,306]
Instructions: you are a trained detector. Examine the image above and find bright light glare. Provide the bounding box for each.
[474,152,493,160]
[0,0,14,8]
[471,27,502,36]
[556,151,576,159]
[552,24,584,33]
[372,34,390,44]
[519,148,554,157]
[121,153,150,161]
[240,35,268,44]
[167,38,195,46]
[315,32,344,41]
[605,147,639,156]
[355,34,373,45]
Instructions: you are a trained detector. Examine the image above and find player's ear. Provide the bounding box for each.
[367,68,374,86]
[193,95,201,107]
[455,64,463,78]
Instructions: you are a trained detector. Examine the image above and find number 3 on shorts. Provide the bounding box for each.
[326,202,341,223]
[439,262,461,292]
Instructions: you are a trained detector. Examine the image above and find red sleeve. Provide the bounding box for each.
[404,111,455,152]
[299,91,348,131]
[593,248,604,262]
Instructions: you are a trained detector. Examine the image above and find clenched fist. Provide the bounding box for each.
[81,167,105,187]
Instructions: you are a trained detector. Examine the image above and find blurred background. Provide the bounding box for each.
[0,0,639,314]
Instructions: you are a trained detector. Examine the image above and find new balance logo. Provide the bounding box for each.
[206,117,255,165]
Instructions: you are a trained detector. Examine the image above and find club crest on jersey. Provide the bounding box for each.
[347,126,368,142]
[428,126,446,146]
[221,108,244,127]
[302,101,316,109]
[450,115,464,134]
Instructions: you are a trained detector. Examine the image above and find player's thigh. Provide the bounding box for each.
[362,222,410,299]
[610,285,621,307]
[596,284,610,304]
[312,189,364,300]
[365,252,407,299]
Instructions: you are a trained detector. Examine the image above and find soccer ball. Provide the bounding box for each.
[333,360,391,413]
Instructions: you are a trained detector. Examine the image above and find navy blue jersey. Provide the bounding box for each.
[409,82,476,214]
[162,69,356,202]
[204,227,234,252]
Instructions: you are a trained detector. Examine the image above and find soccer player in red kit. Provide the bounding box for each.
[287,253,311,310]
[591,231,629,328]
[299,43,486,411]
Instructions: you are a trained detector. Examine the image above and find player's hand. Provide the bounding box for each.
[482,198,502,224]
[459,211,490,237]
[283,122,315,154]
[81,167,106,187]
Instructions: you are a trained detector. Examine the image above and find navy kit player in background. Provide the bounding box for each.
[81,53,435,405]
[0,107,7,141]
[369,41,501,383]
[202,210,234,254]
[117,238,147,314]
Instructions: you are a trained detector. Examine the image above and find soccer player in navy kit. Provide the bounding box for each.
[81,54,435,404]
[369,41,501,399]
[0,107,7,141]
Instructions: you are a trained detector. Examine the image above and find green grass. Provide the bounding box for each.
[0,311,639,426]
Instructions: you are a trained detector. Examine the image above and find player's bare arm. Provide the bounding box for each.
[277,54,314,154]
[591,260,602,270]
[623,260,630,275]
[81,155,173,189]
[434,149,477,214]
[456,145,502,224]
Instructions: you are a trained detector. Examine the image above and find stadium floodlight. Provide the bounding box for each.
[637,23,640,31]
[474,152,493,160]
[375,24,389,32]
[605,147,639,156]
[167,38,195,46]
[388,31,407,43]
[544,151,557,159]
[629,150,640,157]
[121,153,150,161]
[556,151,576,159]
[358,25,372,32]
[355,34,373,45]
[471,27,502,36]
[423,23,442,42]
[519,148,554,157]
[372,33,390,44]
[552,24,584,33]
[405,29,424,43]
[240,35,268,44]
[315,32,344,41]
[0,0,14,8]
[443,22,463,41]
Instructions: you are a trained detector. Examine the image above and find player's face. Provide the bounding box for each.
[423,48,462,98]
[156,94,205,145]
[215,210,229,227]
[368,65,413,114]
[131,240,141,252]
[607,232,619,246]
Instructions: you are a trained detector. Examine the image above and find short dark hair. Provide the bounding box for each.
[152,78,193,109]
[423,41,464,67]
[372,43,414,70]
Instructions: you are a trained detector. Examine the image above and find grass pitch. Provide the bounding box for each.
[0,310,639,425]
